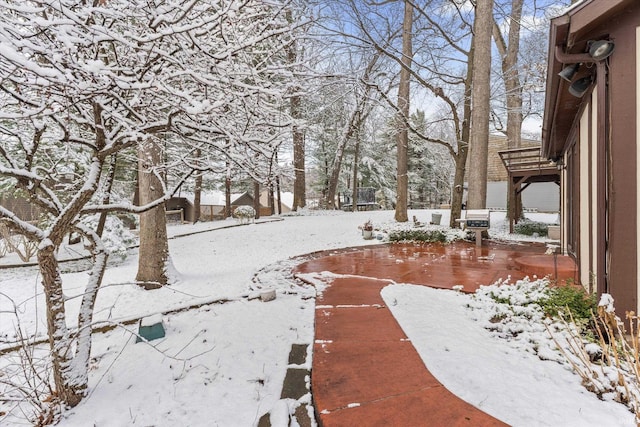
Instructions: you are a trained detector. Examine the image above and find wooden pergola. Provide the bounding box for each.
[498,147,560,233]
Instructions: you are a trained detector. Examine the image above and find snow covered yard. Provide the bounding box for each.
[0,209,635,426]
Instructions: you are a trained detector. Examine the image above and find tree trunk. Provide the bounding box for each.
[225,160,232,218]
[253,180,261,219]
[506,0,524,222]
[450,152,468,227]
[136,138,170,289]
[292,96,306,211]
[450,42,474,228]
[96,154,118,237]
[193,148,202,224]
[70,235,108,407]
[269,183,275,215]
[323,106,363,209]
[467,0,494,209]
[276,175,282,215]
[39,244,85,407]
[394,0,413,222]
[493,0,524,223]
[287,10,305,212]
[352,125,361,213]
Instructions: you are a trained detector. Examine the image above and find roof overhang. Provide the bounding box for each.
[541,0,631,160]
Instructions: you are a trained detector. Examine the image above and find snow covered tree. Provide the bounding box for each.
[0,0,299,411]
[408,111,453,208]
[305,0,399,209]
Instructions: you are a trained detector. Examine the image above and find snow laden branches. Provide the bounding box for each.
[0,0,301,414]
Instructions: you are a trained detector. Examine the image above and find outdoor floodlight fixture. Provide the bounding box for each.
[569,76,593,98]
[558,63,580,82]
[555,40,613,98]
[588,40,615,61]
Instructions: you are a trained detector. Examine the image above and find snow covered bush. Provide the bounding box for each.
[388,228,448,243]
[514,219,549,237]
[380,221,465,243]
[467,278,565,361]
[233,206,256,224]
[468,279,640,419]
[81,215,136,260]
[548,295,640,420]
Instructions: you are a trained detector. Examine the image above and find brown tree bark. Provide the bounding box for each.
[136,138,170,289]
[467,0,494,209]
[287,10,305,211]
[39,245,84,407]
[292,94,306,211]
[253,180,261,219]
[394,0,413,222]
[225,159,232,218]
[275,175,282,215]
[193,148,202,223]
[450,43,474,228]
[493,0,524,222]
[96,154,118,237]
[352,120,361,213]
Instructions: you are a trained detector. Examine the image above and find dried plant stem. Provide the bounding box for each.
[547,304,640,424]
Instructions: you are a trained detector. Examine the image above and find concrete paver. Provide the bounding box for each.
[294,241,577,426]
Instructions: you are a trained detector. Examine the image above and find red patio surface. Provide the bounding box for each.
[293,241,578,427]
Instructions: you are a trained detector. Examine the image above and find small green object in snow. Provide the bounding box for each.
[136,314,165,343]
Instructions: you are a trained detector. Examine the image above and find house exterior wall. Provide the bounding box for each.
[604,10,638,316]
[579,104,590,289]
[590,90,598,292]
[561,162,568,254]
[573,6,638,315]
[637,25,640,312]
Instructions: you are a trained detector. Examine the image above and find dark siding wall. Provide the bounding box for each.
[599,4,639,315]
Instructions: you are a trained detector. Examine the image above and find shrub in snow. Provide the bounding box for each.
[469,280,640,419]
[233,206,256,224]
[81,215,136,260]
[539,284,597,323]
[388,229,447,243]
[543,296,640,419]
[378,220,465,243]
[468,278,565,361]
[514,219,549,237]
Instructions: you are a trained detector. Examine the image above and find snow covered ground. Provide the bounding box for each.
[0,209,635,426]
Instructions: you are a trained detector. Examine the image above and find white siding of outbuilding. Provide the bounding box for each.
[485,182,559,212]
